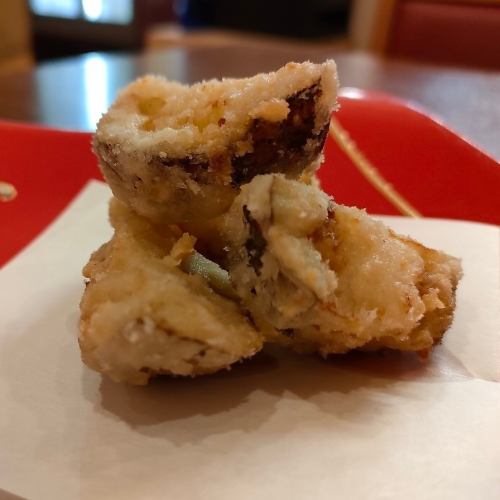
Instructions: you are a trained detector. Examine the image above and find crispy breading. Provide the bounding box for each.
[79,199,263,385]
[94,61,337,223]
[224,175,462,355]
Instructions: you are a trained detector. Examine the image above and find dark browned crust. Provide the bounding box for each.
[231,83,328,185]
[95,140,237,223]
[242,205,267,275]
[97,81,329,191]
[153,82,329,186]
[279,328,295,339]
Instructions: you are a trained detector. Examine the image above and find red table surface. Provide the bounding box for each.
[1,92,499,267]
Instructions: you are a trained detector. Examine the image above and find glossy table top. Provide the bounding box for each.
[0,46,499,158]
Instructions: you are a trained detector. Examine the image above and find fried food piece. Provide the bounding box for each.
[224,174,462,355]
[94,61,338,223]
[79,198,262,385]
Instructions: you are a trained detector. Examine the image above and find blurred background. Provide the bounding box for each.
[1,0,499,74]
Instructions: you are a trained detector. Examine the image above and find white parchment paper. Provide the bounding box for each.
[1,181,499,500]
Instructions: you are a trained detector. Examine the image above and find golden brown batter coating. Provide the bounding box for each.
[94,61,337,223]
[79,199,263,385]
[82,59,464,384]
[224,175,462,355]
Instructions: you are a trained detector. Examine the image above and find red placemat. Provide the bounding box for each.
[320,90,500,223]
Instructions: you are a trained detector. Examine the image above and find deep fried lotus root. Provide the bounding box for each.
[224,174,463,356]
[79,198,263,385]
[94,60,338,223]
